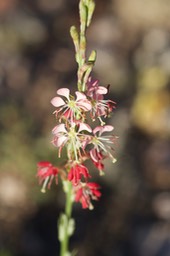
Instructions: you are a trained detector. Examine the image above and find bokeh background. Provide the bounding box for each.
[0,0,170,255]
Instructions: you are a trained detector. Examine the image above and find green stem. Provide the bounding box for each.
[65,181,73,218]
[60,181,74,256]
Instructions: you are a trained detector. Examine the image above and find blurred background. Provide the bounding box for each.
[0,0,170,255]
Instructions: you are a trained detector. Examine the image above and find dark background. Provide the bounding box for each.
[0,0,170,255]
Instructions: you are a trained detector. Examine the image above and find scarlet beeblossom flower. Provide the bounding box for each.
[52,122,92,159]
[86,77,107,98]
[51,88,91,122]
[37,161,58,193]
[90,149,105,173]
[86,77,116,124]
[89,125,117,169]
[74,182,101,209]
[68,163,90,185]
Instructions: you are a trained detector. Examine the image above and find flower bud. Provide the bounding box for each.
[87,0,95,27]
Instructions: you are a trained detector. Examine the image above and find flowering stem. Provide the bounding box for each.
[70,0,96,92]
[37,0,117,255]
[59,181,74,256]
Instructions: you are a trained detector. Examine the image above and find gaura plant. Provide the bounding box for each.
[37,0,117,255]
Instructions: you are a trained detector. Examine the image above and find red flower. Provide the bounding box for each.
[37,161,58,193]
[74,182,101,209]
[93,160,104,173]
[68,163,90,185]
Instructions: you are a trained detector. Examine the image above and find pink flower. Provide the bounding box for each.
[37,161,58,193]
[52,122,92,159]
[89,125,117,166]
[68,163,90,185]
[86,77,108,98]
[86,77,116,123]
[51,88,91,122]
[74,182,101,209]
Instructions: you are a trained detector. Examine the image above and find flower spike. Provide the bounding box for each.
[36,1,118,255]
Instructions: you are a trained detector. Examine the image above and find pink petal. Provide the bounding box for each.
[101,125,114,133]
[88,77,99,87]
[78,123,92,133]
[75,91,87,101]
[96,86,107,95]
[92,79,99,86]
[93,126,103,135]
[77,100,92,111]
[51,96,65,107]
[57,88,70,100]
[93,125,114,135]
[56,136,68,147]
[52,124,67,134]
[90,148,98,162]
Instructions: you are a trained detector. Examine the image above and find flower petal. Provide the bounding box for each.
[56,136,68,147]
[37,161,52,168]
[53,135,68,147]
[96,86,107,95]
[57,88,70,100]
[78,123,92,133]
[77,100,92,111]
[75,91,87,101]
[100,125,114,133]
[51,96,65,107]
[90,148,98,162]
[93,125,114,135]
[52,123,67,134]
[87,182,101,189]
[93,126,103,135]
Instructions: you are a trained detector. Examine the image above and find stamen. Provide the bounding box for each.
[41,176,50,193]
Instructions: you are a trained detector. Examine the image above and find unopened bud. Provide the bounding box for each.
[70,26,79,41]
[79,0,88,33]
[87,0,95,27]
[70,26,79,52]
[88,50,97,63]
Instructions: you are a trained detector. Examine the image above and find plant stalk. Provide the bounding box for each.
[59,181,74,256]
